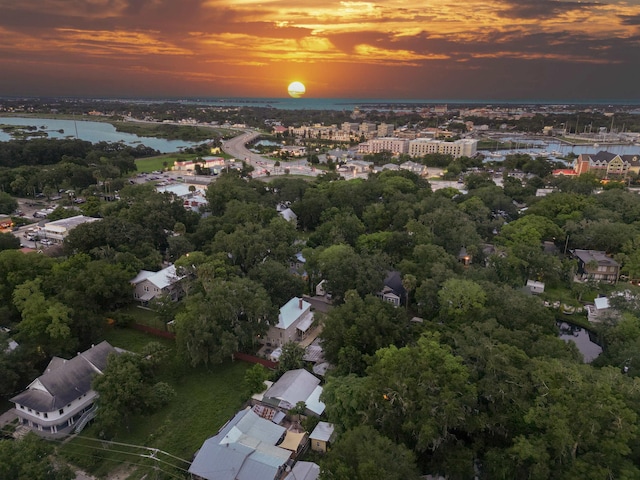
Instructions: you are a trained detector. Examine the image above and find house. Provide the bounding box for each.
[573,249,620,283]
[265,297,315,347]
[261,369,325,417]
[130,264,185,305]
[376,270,406,307]
[38,215,100,243]
[189,407,317,480]
[279,207,298,225]
[290,252,306,276]
[10,341,118,436]
[309,421,336,453]
[315,280,327,297]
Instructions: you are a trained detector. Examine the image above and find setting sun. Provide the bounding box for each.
[287,82,306,98]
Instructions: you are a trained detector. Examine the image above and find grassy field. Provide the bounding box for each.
[59,328,251,479]
[116,304,169,332]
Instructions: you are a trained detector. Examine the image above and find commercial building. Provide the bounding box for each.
[38,215,100,243]
[357,137,409,155]
[408,138,478,158]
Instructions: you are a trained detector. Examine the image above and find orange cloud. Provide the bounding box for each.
[0,0,638,99]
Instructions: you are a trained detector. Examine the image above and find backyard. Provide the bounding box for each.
[58,327,251,479]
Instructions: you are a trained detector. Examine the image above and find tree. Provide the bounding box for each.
[0,191,18,214]
[243,363,271,397]
[321,293,410,375]
[401,274,417,311]
[500,360,640,479]
[13,278,76,356]
[365,334,476,454]
[93,349,175,435]
[0,434,74,480]
[317,244,386,303]
[0,232,20,251]
[320,426,420,480]
[437,278,487,322]
[276,341,306,375]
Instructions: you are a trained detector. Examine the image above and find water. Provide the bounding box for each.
[177,97,460,111]
[253,140,283,147]
[482,139,640,164]
[558,321,602,363]
[0,117,204,153]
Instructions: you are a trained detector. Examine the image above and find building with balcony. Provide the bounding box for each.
[11,341,118,437]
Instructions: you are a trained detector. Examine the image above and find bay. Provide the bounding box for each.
[0,117,203,153]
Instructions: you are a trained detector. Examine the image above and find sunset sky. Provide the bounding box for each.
[1,0,640,100]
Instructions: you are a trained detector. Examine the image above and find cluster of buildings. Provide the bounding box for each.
[190,367,334,480]
[554,151,640,180]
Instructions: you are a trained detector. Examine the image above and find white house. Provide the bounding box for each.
[265,297,315,347]
[38,215,100,243]
[11,341,118,436]
[130,264,185,305]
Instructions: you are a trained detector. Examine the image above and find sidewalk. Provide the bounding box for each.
[0,408,16,428]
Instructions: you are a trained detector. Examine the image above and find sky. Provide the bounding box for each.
[1,0,640,101]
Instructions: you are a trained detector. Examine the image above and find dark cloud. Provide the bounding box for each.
[619,14,640,25]
[498,0,598,19]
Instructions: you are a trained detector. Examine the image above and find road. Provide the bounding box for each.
[221,129,325,178]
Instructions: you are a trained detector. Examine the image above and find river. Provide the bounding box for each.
[0,117,203,153]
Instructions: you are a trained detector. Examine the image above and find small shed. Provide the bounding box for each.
[526,280,545,295]
[309,421,336,453]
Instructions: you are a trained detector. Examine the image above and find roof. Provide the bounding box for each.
[309,421,335,442]
[276,297,311,330]
[130,265,184,289]
[189,408,290,480]
[11,341,116,412]
[594,297,610,310]
[44,215,100,230]
[263,369,325,415]
[573,249,619,267]
[279,208,297,222]
[297,314,314,332]
[289,462,320,480]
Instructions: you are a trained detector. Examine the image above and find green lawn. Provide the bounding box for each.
[134,154,184,173]
[116,304,168,332]
[59,328,251,479]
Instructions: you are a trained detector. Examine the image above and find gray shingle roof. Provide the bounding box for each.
[11,341,116,412]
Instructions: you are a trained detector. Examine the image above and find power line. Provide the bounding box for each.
[47,434,192,475]
[56,448,187,480]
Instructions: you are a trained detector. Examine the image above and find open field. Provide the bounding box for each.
[59,327,251,479]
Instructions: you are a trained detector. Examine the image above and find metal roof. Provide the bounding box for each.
[276,297,311,329]
[263,369,325,415]
[189,408,291,480]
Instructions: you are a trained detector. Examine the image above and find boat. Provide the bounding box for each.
[593,143,600,147]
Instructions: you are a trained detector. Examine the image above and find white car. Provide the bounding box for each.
[40,239,53,246]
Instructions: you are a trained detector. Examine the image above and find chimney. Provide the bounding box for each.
[299,298,303,309]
